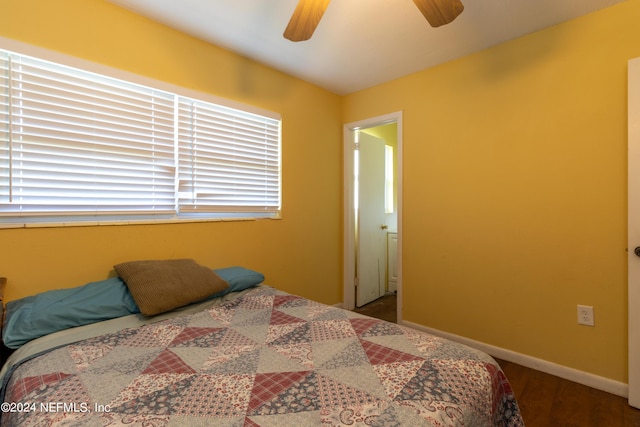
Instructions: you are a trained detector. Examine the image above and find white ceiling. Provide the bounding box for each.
[108,0,626,95]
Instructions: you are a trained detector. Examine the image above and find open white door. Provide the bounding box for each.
[628,56,640,408]
[343,111,402,320]
[356,132,387,307]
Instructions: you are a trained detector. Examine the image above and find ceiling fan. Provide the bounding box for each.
[284,0,464,42]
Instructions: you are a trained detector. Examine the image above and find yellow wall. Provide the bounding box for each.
[0,0,343,305]
[344,0,640,382]
[362,124,399,217]
[362,123,397,148]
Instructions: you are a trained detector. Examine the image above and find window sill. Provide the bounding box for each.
[0,215,281,230]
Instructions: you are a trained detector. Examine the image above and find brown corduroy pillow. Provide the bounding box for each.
[114,259,229,316]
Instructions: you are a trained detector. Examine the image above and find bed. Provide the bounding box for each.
[0,260,524,426]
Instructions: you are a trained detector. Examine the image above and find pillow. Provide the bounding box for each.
[3,277,140,349]
[211,266,265,297]
[114,259,229,316]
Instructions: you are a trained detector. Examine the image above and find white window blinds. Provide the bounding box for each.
[1,54,9,201]
[177,99,281,215]
[0,48,281,224]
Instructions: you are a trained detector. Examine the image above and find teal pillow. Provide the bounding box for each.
[211,266,264,297]
[3,277,140,349]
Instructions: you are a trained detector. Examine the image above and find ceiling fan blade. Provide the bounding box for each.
[413,0,464,28]
[284,0,331,42]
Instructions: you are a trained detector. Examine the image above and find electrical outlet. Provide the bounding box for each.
[577,305,595,326]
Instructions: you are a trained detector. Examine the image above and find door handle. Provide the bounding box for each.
[635,247,640,257]
[380,224,388,230]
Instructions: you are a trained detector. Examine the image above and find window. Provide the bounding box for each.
[0,48,281,226]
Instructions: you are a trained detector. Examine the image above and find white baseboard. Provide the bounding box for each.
[401,320,628,399]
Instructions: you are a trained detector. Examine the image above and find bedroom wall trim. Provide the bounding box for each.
[403,320,628,399]
[0,216,261,230]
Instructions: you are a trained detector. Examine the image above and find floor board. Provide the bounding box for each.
[352,293,397,323]
[496,358,640,427]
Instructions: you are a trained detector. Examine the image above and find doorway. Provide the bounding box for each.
[343,112,402,322]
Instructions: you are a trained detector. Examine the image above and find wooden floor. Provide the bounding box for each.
[497,358,640,427]
[353,296,640,426]
[352,293,397,323]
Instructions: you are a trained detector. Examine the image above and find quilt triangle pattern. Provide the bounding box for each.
[361,321,405,338]
[247,371,319,415]
[202,347,261,374]
[269,309,305,325]
[309,304,348,321]
[110,373,194,409]
[68,343,113,372]
[360,339,424,365]
[240,294,275,311]
[142,349,196,375]
[169,326,226,346]
[122,323,183,348]
[434,359,494,420]
[273,294,305,308]
[373,359,425,399]
[395,360,460,403]
[172,373,254,417]
[319,338,369,369]
[350,318,381,336]
[268,343,314,369]
[111,375,195,416]
[80,326,140,347]
[268,322,312,345]
[248,410,322,427]
[202,347,260,374]
[206,304,237,326]
[316,372,381,408]
[307,299,337,318]
[243,417,261,427]
[4,376,92,427]
[234,309,272,327]
[311,319,356,342]
[41,375,91,403]
[88,347,162,376]
[219,328,260,347]
[10,372,73,401]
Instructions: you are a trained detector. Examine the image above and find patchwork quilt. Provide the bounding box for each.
[1,286,524,426]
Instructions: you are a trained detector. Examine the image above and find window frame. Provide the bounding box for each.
[0,38,282,229]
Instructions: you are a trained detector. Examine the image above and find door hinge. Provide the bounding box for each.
[354,277,359,288]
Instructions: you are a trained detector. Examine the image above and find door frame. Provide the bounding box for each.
[628,57,640,408]
[343,111,403,322]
